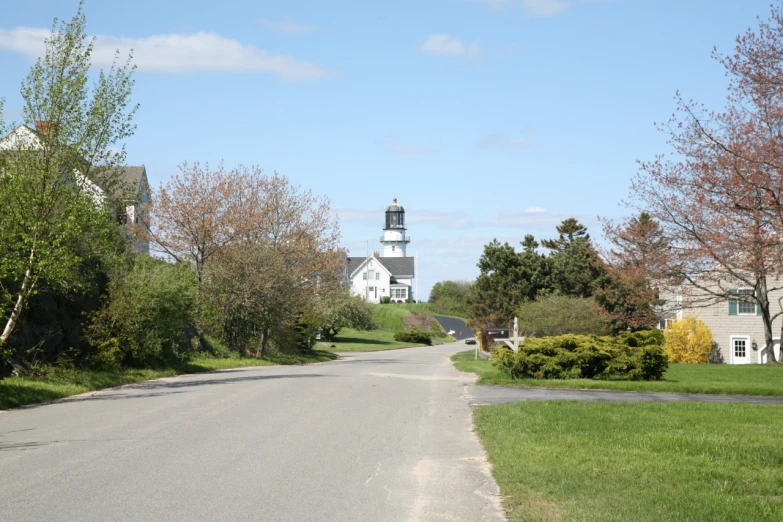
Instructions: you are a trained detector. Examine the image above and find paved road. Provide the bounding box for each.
[468,385,783,405]
[432,316,474,341]
[0,343,504,522]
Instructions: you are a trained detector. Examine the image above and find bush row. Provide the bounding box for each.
[492,330,668,381]
[394,328,433,345]
[380,296,416,304]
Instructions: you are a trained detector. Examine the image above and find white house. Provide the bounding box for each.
[660,278,783,364]
[0,123,150,253]
[346,199,416,303]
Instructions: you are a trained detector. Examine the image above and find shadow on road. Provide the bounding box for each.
[129,373,329,390]
[12,374,330,411]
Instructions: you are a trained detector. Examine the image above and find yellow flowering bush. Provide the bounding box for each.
[664,316,713,363]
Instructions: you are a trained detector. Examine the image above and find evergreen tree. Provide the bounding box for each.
[541,217,589,252]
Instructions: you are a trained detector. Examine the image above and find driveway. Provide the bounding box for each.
[432,315,474,341]
[0,343,504,522]
[467,385,783,405]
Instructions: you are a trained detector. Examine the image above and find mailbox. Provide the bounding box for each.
[485,327,509,339]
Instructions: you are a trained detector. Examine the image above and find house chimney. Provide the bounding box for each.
[36,121,54,136]
[374,251,380,258]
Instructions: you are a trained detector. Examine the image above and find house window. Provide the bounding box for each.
[392,288,408,299]
[392,245,395,252]
[738,289,756,315]
[376,273,380,280]
[733,338,747,358]
[363,273,367,280]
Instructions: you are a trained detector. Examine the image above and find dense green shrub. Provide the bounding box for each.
[492,332,667,381]
[317,288,377,341]
[517,295,610,337]
[394,328,432,345]
[87,256,198,369]
[380,295,391,304]
[428,280,473,318]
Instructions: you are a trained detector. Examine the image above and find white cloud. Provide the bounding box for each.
[408,211,473,230]
[333,208,377,226]
[483,210,597,230]
[475,134,533,150]
[469,0,611,17]
[419,34,479,58]
[386,145,438,155]
[334,207,473,230]
[259,17,318,35]
[0,27,332,82]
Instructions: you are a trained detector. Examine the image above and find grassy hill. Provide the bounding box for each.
[320,304,453,352]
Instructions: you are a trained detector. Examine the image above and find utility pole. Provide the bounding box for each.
[415,249,419,302]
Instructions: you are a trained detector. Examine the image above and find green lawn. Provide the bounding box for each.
[0,351,337,410]
[370,304,412,330]
[394,302,468,321]
[475,401,783,521]
[319,328,422,352]
[318,305,454,352]
[452,352,783,396]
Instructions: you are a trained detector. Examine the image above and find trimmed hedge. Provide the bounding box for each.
[492,331,667,381]
[394,328,433,345]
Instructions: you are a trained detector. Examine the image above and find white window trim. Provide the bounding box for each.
[736,288,757,315]
[730,335,751,364]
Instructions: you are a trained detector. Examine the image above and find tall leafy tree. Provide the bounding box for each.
[470,237,553,329]
[594,213,669,332]
[428,280,473,318]
[0,3,137,372]
[632,5,783,362]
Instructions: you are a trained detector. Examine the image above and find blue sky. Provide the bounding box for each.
[0,0,771,298]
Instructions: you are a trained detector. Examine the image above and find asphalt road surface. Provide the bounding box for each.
[0,343,504,522]
[432,316,474,341]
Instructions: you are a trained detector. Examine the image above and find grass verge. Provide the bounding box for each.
[319,328,422,352]
[452,352,783,396]
[0,350,337,410]
[475,400,783,521]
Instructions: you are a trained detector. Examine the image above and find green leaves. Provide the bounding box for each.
[0,2,137,364]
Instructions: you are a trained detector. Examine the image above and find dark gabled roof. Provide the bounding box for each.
[345,255,415,278]
[346,256,366,276]
[116,166,146,188]
[97,166,147,198]
[377,257,414,277]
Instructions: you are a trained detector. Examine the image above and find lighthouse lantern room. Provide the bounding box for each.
[382,198,411,258]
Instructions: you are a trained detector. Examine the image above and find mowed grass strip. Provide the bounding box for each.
[320,328,421,352]
[452,353,783,396]
[475,401,783,521]
[0,351,337,410]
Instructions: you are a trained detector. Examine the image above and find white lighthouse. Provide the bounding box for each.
[345,198,415,303]
[381,198,410,258]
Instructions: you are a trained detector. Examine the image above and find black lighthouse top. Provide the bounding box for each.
[385,198,406,230]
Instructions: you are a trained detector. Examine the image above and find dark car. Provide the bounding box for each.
[465,339,477,345]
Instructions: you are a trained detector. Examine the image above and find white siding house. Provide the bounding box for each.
[0,124,150,254]
[660,279,783,364]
